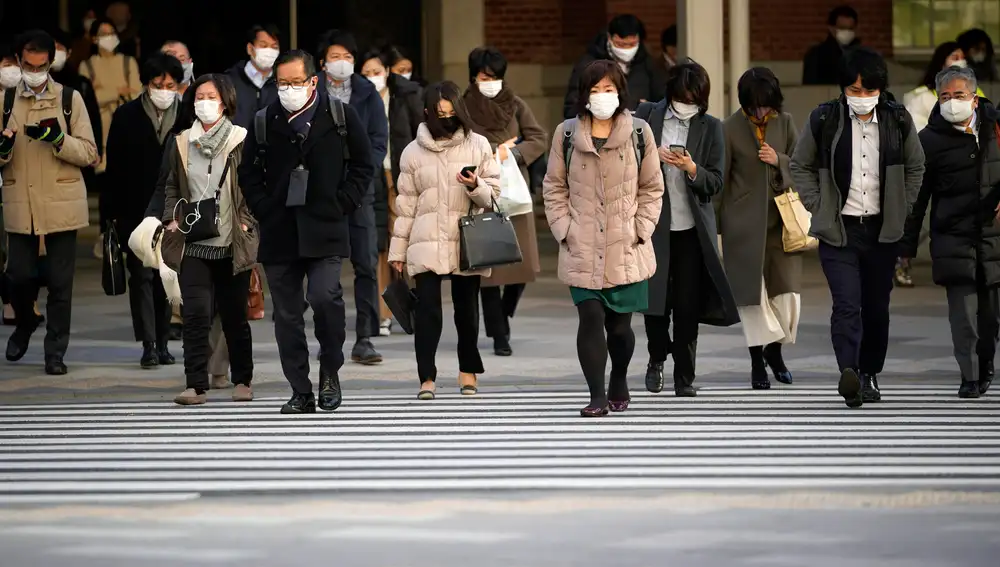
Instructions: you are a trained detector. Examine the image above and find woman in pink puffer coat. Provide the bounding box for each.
[389,81,501,400]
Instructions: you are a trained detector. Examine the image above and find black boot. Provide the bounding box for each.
[318,370,343,411]
[157,341,175,365]
[763,342,793,384]
[140,342,159,369]
[749,346,770,390]
[44,355,68,376]
[861,373,882,402]
[645,362,664,393]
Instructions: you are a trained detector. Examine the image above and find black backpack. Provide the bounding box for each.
[253,93,349,170]
[3,86,75,136]
[561,116,647,175]
[811,97,909,168]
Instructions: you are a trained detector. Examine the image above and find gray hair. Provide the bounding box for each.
[935,66,978,94]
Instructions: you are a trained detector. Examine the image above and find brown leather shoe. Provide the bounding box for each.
[232,384,254,402]
[174,388,207,406]
[211,375,230,389]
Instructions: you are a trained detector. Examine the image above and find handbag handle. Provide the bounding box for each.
[466,195,501,216]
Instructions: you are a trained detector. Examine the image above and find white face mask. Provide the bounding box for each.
[478,80,503,99]
[587,92,619,120]
[401,72,412,81]
[609,42,639,63]
[148,88,177,110]
[972,51,987,64]
[671,101,700,120]
[325,60,354,81]
[194,99,222,125]
[98,35,120,53]
[834,29,855,46]
[182,61,194,83]
[51,50,68,72]
[0,67,22,89]
[279,86,312,113]
[253,47,279,71]
[846,94,879,115]
[367,74,386,92]
[22,69,48,88]
[950,59,969,69]
[940,98,975,124]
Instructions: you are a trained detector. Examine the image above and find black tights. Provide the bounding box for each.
[576,299,635,407]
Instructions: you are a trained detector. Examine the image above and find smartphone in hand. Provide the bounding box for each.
[460,165,477,177]
[669,144,686,155]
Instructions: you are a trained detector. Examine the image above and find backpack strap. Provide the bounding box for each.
[562,118,577,172]
[810,100,840,170]
[253,107,268,168]
[2,88,14,131]
[61,86,74,138]
[328,94,350,160]
[631,117,647,177]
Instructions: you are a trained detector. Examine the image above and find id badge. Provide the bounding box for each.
[287,166,309,207]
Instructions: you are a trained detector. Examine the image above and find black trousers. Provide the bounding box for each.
[644,228,702,384]
[6,230,77,358]
[413,272,484,383]
[178,255,253,391]
[348,191,379,340]
[125,251,171,344]
[945,277,1000,382]
[817,216,897,375]
[481,283,525,339]
[265,256,346,395]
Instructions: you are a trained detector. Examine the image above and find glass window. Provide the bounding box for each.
[894,0,1000,51]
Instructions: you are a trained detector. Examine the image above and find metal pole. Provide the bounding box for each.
[729,0,750,115]
[289,0,298,49]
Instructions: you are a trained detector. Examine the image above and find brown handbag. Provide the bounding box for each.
[247,266,265,321]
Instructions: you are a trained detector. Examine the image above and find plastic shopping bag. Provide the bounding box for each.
[496,151,533,217]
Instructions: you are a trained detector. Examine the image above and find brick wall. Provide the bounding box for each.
[486,0,893,63]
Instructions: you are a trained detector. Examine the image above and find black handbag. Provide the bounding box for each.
[381,271,417,335]
[102,221,127,296]
[178,160,229,242]
[458,197,522,271]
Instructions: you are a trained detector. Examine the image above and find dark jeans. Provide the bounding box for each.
[481,283,525,339]
[265,257,346,395]
[178,255,253,391]
[126,251,171,344]
[413,272,484,383]
[817,216,897,375]
[644,228,701,384]
[6,230,77,358]
[349,192,379,340]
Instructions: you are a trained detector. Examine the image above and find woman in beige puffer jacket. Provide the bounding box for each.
[389,81,501,400]
[543,60,664,418]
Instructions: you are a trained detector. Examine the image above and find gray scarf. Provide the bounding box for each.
[192,117,234,159]
[141,93,178,144]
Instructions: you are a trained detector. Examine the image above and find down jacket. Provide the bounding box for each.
[389,124,501,277]
[542,111,664,290]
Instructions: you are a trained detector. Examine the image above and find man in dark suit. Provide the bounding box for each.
[239,50,375,415]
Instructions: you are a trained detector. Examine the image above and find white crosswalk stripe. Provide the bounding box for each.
[0,386,998,502]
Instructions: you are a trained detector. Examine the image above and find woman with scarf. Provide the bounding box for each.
[160,74,259,406]
[718,67,802,389]
[462,47,548,356]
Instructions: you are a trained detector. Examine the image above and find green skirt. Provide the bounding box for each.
[569,281,649,314]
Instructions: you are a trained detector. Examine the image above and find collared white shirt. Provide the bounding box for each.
[244,61,269,90]
[955,110,980,146]
[662,106,695,231]
[842,108,881,217]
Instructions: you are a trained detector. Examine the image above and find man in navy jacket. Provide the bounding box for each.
[316,29,389,365]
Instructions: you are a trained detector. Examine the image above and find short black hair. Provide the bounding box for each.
[48,28,71,49]
[661,25,677,49]
[381,45,410,68]
[247,24,281,47]
[467,46,507,83]
[422,81,472,138]
[665,59,711,113]
[14,29,56,63]
[608,14,645,40]
[573,59,629,119]
[187,73,238,120]
[737,67,783,112]
[840,46,888,92]
[89,17,115,39]
[317,29,358,61]
[957,28,994,56]
[360,48,385,70]
[275,49,317,78]
[141,52,185,86]
[828,5,858,26]
[0,42,14,62]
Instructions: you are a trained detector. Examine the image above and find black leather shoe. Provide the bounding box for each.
[838,368,863,408]
[351,338,383,365]
[645,362,664,393]
[861,373,882,403]
[980,376,993,395]
[493,335,513,357]
[140,342,159,369]
[980,359,994,395]
[44,356,68,376]
[157,343,176,365]
[959,381,981,399]
[5,323,37,362]
[674,380,697,397]
[318,371,343,412]
[280,393,317,414]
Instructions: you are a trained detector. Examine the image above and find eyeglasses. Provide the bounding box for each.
[277,80,311,91]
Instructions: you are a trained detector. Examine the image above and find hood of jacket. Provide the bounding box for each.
[388,73,422,97]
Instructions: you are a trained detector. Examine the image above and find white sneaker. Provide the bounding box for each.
[379,319,392,337]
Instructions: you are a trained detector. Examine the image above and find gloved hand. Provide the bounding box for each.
[24,118,64,145]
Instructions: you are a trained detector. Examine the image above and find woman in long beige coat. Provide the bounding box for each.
[463,47,548,357]
[543,61,664,417]
[718,67,802,390]
[389,81,501,401]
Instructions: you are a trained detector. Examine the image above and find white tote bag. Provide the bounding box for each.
[496,151,533,217]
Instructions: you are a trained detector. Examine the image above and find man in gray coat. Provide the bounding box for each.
[791,47,925,408]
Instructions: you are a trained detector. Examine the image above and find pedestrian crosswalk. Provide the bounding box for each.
[0,386,998,502]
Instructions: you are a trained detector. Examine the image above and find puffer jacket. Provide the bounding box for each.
[389,124,501,277]
[542,111,664,290]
